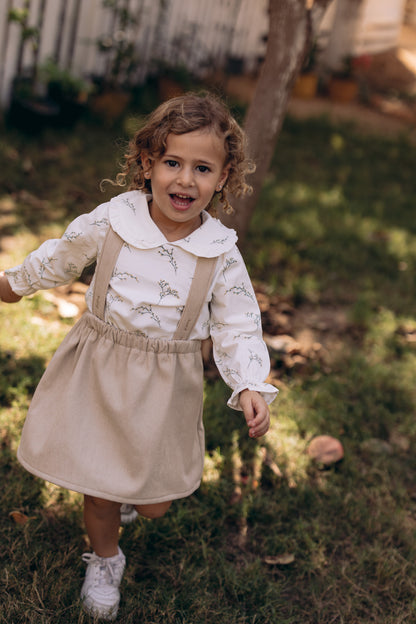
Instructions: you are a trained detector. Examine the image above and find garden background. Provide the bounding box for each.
[1,55,416,622]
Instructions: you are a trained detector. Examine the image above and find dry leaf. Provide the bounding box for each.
[9,510,29,525]
[264,553,295,565]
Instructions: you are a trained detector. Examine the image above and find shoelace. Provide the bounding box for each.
[82,553,122,586]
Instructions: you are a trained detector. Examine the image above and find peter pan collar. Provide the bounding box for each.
[108,190,238,257]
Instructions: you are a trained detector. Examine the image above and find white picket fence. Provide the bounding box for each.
[0,0,270,106]
[0,0,408,108]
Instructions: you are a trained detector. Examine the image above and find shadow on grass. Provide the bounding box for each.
[263,346,416,623]
[0,121,121,244]
[0,453,87,623]
[0,350,46,407]
[245,116,416,315]
[248,172,415,305]
[0,360,88,623]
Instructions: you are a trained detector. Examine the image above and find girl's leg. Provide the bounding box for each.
[120,500,172,525]
[81,496,126,619]
[83,495,121,557]
[134,500,172,519]
[81,500,171,615]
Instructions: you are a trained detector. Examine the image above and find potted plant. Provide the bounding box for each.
[40,59,91,126]
[328,54,371,103]
[156,62,195,101]
[9,59,91,131]
[6,7,61,131]
[89,0,140,123]
[8,76,60,132]
[292,41,319,100]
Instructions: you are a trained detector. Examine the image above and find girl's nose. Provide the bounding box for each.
[177,168,195,187]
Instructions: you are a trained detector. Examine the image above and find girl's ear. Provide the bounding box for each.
[217,164,230,191]
[142,154,153,176]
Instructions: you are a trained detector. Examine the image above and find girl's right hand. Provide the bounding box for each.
[240,389,270,438]
[0,272,22,303]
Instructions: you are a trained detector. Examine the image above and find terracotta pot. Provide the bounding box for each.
[8,96,60,133]
[158,77,184,101]
[292,73,318,99]
[89,91,131,123]
[328,78,358,103]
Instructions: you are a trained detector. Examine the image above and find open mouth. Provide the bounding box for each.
[170,193,195,210]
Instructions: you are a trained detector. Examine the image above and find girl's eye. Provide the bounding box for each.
[197,165,210,173]
[165,160,179,168]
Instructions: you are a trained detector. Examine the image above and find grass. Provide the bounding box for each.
[1,104,416,622]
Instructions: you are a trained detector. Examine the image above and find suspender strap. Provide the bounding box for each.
[92,225,217,339]
[173,256,217,341]
[92,226,124,320]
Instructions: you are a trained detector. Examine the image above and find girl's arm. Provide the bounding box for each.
[209,246,278,430]
[0,272,22,303]
[3,205,108,298]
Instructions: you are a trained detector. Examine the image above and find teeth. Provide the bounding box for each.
[176,194,191,199]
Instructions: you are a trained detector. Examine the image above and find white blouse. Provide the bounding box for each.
[6,191,277,409]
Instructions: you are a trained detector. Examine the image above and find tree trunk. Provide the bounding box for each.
[221,0,333,244]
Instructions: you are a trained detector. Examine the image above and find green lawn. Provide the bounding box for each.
[1,106,416,623]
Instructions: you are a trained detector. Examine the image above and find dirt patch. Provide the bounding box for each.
[260,294,352,381]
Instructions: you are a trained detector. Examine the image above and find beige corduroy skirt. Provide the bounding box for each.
[17,311,205,504]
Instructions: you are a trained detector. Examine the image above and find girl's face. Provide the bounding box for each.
[144,129,229,241]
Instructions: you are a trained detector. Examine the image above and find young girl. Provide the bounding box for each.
[0,92,277,620]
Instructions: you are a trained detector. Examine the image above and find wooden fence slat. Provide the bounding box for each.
[0,0,13,94]
[54,0,66,63]
[66,0,81,70]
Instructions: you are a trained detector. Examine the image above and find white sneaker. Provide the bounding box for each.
[81,548,126,621]
[120,503,138,524]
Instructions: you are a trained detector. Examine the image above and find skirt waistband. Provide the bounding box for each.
[80,312,202,354]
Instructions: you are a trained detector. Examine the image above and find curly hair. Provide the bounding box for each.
[115,92,255,215]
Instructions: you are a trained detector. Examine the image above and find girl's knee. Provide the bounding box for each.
[84,495,121,515]
[134,500,172,519]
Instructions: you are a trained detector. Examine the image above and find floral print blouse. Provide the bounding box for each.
[6,191,277,409]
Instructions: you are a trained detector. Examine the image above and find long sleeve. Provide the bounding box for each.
[209,246,278,410]
[5,205,109,296]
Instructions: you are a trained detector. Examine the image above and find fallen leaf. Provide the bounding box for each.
[42,292,80,318]
[9,510,29,525]
[264,334,301,355]
[264,553,295,565]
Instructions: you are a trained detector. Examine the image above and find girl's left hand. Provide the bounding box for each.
[239,389,270,438]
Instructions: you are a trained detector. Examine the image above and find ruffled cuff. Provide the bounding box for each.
[4,266,37,296]
[227,381,278,411]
